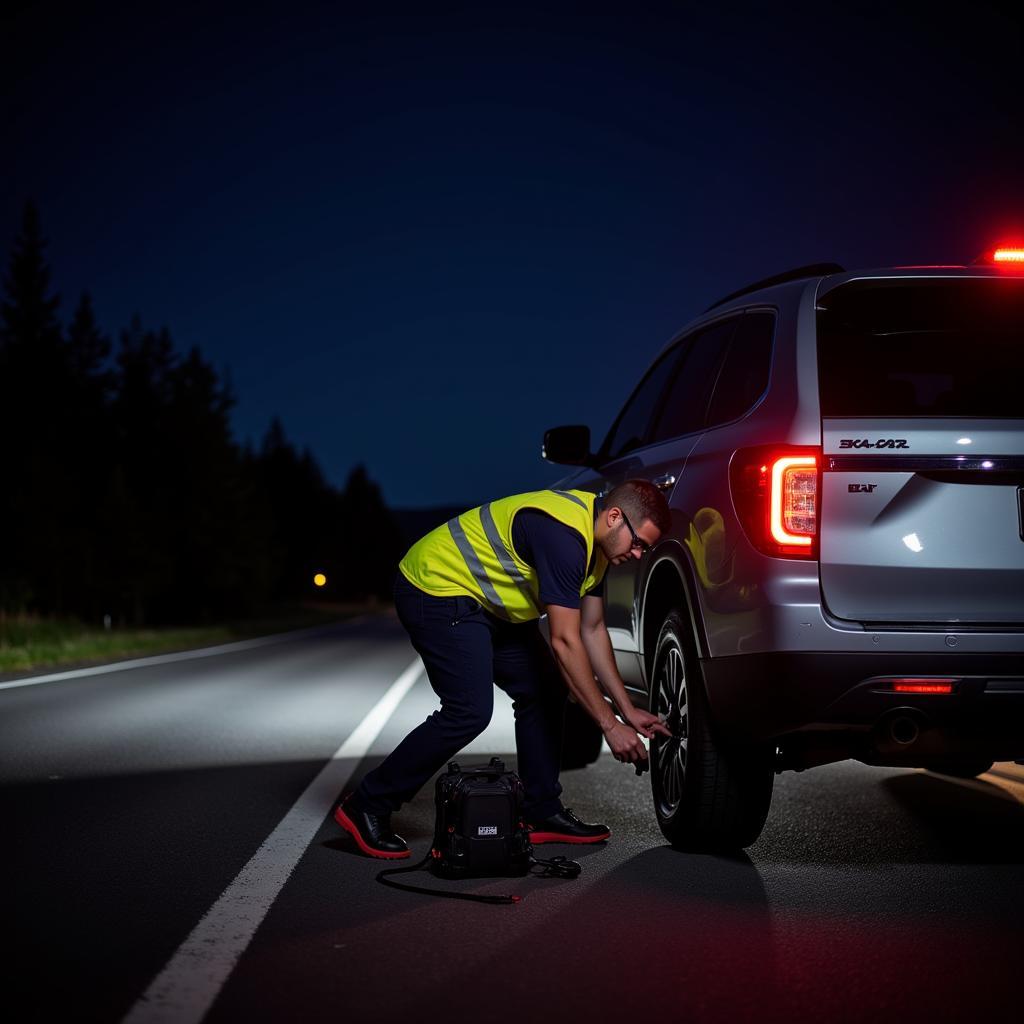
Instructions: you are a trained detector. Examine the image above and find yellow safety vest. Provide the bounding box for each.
[399,489,607,622]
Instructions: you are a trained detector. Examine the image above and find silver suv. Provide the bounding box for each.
[543,256,1024,849]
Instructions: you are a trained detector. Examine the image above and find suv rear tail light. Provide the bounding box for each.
[730,446,821,558]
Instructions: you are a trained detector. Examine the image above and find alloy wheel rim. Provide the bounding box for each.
[653,642,688,814]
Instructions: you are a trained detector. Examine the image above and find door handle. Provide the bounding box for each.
[652,473,676,491]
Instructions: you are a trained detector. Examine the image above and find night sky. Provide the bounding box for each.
[5,1,1022,508]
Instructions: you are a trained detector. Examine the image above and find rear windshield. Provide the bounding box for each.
[817,278,1024,417]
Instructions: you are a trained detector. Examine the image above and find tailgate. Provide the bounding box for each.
[815,275,1024,625]
[820,419,1024,624]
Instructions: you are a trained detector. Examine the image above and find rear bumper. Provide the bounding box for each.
[702,651,1024,762]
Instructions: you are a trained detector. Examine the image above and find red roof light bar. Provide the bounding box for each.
[993,247,1024,263]
[970,243,1024,266]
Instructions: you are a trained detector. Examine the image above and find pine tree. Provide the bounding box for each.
[106,317,179,623]
[162,346,270,620]
[66,292,113,388]
[60,293,115,620]
[337,464,405,600]
[0,201,69,614]
[0,200,61,354]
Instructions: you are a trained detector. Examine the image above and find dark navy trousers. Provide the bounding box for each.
[354,572,566,821]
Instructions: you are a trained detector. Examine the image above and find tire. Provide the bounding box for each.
[649,610,774,850]
[924,760,994,779]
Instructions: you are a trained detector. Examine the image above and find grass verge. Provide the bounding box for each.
[0,602,386,675]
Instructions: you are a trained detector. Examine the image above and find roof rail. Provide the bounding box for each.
[704,262,845,312]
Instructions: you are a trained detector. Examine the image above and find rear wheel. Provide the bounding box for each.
[650,611,774,850]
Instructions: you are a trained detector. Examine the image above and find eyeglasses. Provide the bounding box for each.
[620,511,651,555]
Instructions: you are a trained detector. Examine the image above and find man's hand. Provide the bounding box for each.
[602,721,649,764]
[625,708,673,740]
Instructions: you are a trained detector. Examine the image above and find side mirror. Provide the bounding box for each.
[542,425,594,466]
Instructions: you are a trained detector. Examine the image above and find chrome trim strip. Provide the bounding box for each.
[827,455,1024,472]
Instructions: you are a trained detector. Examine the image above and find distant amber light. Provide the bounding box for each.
[992,247,1024,263]
[313,573,327,587]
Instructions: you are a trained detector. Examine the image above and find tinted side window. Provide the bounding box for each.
[650,319,736,442]
[601,344,683,460]
[706,311,775,426]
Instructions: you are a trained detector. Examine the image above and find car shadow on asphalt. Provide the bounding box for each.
[749,762,1024,867]
[878,770,1024,864]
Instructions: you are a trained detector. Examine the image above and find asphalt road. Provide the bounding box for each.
[3,614,1023,1024]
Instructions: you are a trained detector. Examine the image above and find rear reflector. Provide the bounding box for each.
[891,679,955,694]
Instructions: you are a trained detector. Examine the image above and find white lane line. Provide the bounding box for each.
[0,622,355,691]
[120,655,423,1024]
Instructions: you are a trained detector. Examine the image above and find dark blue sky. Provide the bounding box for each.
[5,1,1022,507]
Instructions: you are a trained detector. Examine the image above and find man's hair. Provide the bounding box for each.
[604,479,671,535]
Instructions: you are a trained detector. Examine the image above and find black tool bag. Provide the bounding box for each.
[376,757,580,905]
[431,758,532,879]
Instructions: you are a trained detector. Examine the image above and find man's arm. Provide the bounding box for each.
[579,595,672,742]
[547,603,650,764]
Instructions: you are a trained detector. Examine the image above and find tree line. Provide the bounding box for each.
[0,202,406,626]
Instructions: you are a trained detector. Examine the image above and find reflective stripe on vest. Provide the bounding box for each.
[446,514,507,612]
[398,489,607,622]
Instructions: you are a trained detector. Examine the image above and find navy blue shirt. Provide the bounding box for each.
[510,508,604,610]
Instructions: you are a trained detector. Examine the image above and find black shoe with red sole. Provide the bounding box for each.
[334,799,410,859]
[527,807,611,844]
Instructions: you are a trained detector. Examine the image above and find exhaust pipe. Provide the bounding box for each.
[888,715,919,746]
[873,707,929,756]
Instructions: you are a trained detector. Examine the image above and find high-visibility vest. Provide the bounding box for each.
[399,489,607,622]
